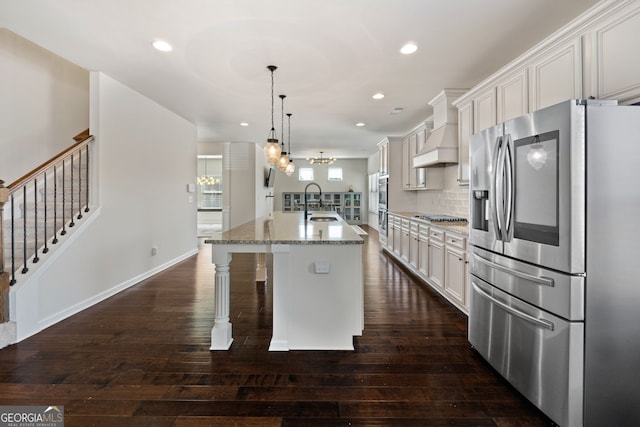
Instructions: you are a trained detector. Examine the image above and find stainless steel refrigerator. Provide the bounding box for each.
[468,99,640,427]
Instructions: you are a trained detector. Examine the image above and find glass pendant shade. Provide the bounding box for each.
[277,151,290,171]
[264,135,281,165]
[264,65,280,164]
[285,159,295,176]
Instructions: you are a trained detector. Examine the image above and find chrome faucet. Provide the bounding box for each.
[304,182,323,220]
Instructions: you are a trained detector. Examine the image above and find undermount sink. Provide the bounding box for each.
[310,216,338,222]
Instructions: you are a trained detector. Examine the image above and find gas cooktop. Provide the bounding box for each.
[413,214,468,223]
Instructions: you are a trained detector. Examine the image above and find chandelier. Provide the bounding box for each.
[263,65,281,165]
[197,156,221,185]
[307,151,336,165]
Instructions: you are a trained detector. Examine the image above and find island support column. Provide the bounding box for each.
[269,244,291,351]
[211,248,233,350]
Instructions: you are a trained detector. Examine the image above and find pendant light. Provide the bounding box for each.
[277,94,290,171]
[285,113,296,176]
[263,65,281,165]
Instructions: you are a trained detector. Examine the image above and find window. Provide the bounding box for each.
[298,167,314,181]
[328,167,343,181]
[197,155,223,209]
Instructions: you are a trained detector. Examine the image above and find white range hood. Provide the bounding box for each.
[413,89,467,168]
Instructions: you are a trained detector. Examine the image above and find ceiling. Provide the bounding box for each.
[0,0,600,159]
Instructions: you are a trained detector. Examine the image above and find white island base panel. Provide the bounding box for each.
[210,242,363,351]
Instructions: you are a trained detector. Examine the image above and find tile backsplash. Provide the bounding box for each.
[416,187,470,219]
[437,187,470,219]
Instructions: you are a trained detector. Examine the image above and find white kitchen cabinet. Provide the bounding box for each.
[402,123,440,191]
[587,2,640,103]
[418,224,429,278]
[457,100,472,185]
[402,137,411,190]
[409,221,419,269]
[387,213,396,251]
[400,218,410,263]
[378,139,389,176]
[528,37,582,111]
[444,233,468,310]
[393,215,402,257]
[415,126,427,188]
[473,87,497,133]
[427,228,445,290]
[497,68,528,122]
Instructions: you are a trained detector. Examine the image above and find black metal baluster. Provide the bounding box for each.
[77,149,83,220]
[21,186,28,274]
[43,172,49,254]
[69,154,75,227]
[10,193,16,285]
[84,145,90,213]
[33,179,39,263]
[61,161,66,236]
[52,165,59,244]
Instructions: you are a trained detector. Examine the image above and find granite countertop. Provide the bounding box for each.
[391,211,470,237]
[205,211,364,245]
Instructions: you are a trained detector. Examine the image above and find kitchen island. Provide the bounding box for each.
[205,211,364,351]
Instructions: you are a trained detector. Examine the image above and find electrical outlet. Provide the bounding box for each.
[151,247,158,256]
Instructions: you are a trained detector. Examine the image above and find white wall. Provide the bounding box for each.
[11,72,198,340]
[0,29,89,184]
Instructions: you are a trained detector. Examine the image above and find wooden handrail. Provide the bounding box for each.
[7,129,94,192]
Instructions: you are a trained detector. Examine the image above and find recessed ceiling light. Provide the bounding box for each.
[400,42,418,55]
[152,40,173,52]
[240,122,249,127]
[372,93,385,100]
[356,122,365,127]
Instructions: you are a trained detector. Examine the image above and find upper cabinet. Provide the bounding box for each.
[456,101,473,185]
[378,138,389,177]
[473,87,497,134]
[585,1,640,103]
[497,68,528,122]
[528,37,582,111]
[402,122,443,191]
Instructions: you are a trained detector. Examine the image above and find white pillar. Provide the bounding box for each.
[269,244,290,351]
[210,248,233,350]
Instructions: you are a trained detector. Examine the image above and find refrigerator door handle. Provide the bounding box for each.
[472,281,555,331]
[503,135,514,240]
[491,136,504,240]
[472,252,555,287]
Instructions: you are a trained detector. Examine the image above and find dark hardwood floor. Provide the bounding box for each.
[0,226,555,426]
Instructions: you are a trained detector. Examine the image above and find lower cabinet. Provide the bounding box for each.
[418,225,429,277]
[401,218,411,263]
[444,234,467,308]
[409,222,419,269]
[427,228,445,290]
[381,215,469,314]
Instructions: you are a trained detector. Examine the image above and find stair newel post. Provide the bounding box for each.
[0,180,9,321]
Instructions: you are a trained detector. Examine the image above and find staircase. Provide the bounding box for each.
[1,131,93,291]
